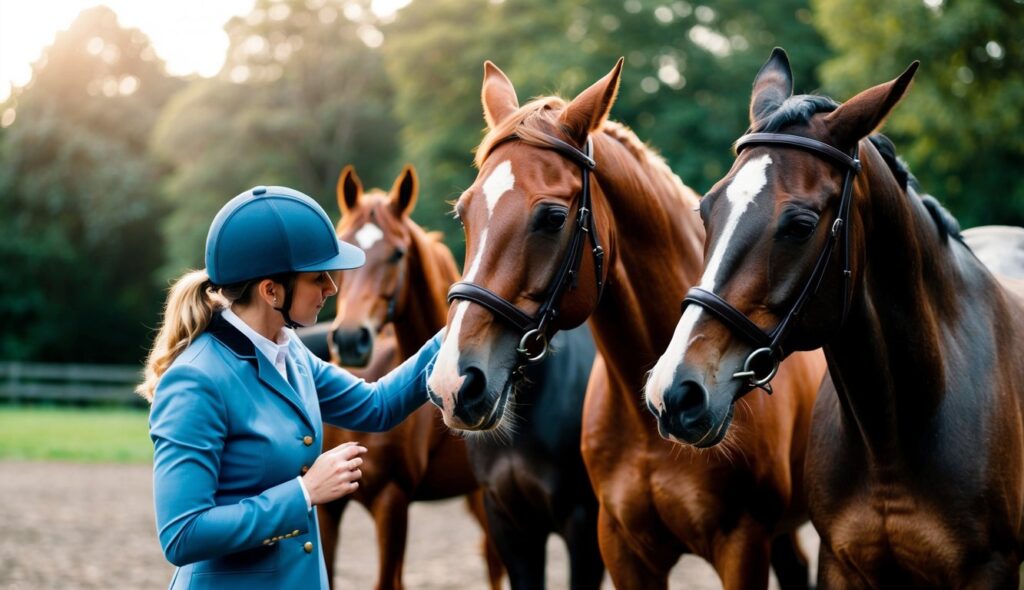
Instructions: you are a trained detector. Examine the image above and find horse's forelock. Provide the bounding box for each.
[475,97,692,208]
[752,94,839,133]
[474,96,567,168]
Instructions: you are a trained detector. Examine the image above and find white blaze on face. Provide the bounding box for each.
[354,223,384,250]
[428,161,515,404]
[644,154,773,410]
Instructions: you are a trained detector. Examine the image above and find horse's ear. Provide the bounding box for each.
[824,61,919,150]
[482,61,519,129]
[559,58,624,146]
[337,165,363,216]
[389,164,418,218]
[749,47,794,126]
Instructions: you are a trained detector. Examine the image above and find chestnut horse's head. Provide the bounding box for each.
[645,48,918,446]
[329,165,419,366]
[426,60,621,431]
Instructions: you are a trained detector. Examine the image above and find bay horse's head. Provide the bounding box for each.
[426,60,621,431]
[645,48,918,446]
[329,165,418,366]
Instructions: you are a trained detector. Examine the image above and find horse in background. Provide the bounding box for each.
[649,47,1024,585]
[317,165,503,590]
[427,60,824,589]
[331,164,603,590]
[963,226,1024,279]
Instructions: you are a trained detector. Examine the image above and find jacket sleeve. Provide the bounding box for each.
[149,362,309,567]
[308,330,443,431]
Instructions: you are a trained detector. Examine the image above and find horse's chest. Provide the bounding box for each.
[822,490,969,582]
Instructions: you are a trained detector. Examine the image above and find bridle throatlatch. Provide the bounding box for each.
[447,134,605,369]
[681,132,861,393]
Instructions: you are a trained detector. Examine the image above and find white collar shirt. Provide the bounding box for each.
[221,307,292,381]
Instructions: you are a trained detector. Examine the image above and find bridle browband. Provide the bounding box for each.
[681,132,861,392]
[447,133,605,365]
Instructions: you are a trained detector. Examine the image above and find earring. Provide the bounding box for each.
[273,297,278,305]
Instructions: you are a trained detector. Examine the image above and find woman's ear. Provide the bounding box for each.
[256,278,279,307]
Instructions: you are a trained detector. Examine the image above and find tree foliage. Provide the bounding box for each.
[0,6,181,362]
[153,0,401,277]
[813,0,1024,226]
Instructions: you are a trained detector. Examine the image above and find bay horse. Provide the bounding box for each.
[647,47,1024,586]
[426,60,826,589]
[331,164,604,589]
[317,165,503,590]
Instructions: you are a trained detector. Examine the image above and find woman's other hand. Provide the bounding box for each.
[302,441,367,505]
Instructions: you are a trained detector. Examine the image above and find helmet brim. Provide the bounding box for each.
[294,239,366,272]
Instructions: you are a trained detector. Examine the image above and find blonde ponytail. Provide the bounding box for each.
[137,270,224,401]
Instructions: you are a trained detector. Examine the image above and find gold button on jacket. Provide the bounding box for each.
[302,435,314,446]
[303,541,314,553]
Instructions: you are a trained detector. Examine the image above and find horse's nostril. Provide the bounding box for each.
[459,366,487,401]
[677,380,708,415]
[356,327,372,352]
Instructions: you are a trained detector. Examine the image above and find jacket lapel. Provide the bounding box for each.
[208,313,316,431]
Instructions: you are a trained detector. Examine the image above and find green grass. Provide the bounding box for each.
[0,404,153,463]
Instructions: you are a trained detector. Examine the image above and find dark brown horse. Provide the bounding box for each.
[426,60,826,589]
[649,48,1024,586]
[329,164,603,589]
[317,165,503,590]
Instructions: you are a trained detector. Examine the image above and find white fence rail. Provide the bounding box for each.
[0,362,144,405]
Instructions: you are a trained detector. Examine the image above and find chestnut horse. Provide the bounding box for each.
[426,60,825,589]
[317,165,503,590]
[648,48,1024,585]
[330,165,604,589]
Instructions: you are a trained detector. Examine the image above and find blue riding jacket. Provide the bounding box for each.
[149,312,441,590]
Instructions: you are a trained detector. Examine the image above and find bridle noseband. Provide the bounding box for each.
[682,132,861,393]
[447,134,605,366]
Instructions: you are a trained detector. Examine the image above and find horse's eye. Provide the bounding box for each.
[543,208,568,231]
[389,248,406,263]
[777,213,819,241]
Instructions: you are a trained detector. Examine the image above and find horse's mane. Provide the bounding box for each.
[476,96,693,205]
[868,134,962,242]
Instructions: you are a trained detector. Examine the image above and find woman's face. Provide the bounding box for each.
[289,271,339,326]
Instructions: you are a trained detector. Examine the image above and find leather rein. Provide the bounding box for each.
[681,132,861,393]
[446,133,605,365]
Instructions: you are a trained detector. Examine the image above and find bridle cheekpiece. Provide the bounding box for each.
[447,133,605,367]
[681,132,861,393]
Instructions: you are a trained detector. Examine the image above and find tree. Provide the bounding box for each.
[813,0,1024,226]
[0,6,181,362]
[153,0,401,278]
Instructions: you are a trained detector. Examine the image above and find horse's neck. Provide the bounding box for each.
[394,227,458,356]
[826,151,993,458]
[589,134,706,401]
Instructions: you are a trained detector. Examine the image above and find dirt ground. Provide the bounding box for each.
[0,460,818,589]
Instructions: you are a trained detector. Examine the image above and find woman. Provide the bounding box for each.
[138,185,442,590]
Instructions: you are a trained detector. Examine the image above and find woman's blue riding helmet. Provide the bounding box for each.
[206,185,365,286]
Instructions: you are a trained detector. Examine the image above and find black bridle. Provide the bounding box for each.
[447,133,605,365]
[681,132,861,392]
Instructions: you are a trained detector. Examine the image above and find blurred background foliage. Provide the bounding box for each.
[1,0,1021,363]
